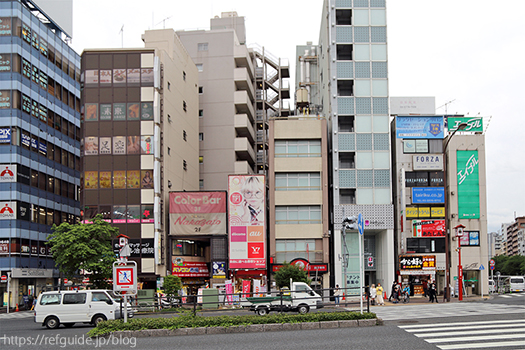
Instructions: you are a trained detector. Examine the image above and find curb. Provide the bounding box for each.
[102,318,382,338]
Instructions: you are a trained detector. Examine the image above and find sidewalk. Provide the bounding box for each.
[379,294,491,306]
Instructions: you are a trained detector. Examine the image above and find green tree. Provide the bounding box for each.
[163,275,182,304]
[274,263,310,289]
[47,214,118,288]
[491,255,525,275]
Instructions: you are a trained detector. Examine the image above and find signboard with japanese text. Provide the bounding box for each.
[396,116,444,139]
[0,202,16,220]
[413,155,443,170]
[457,150,480,219]
[0,164,16,183]
[447,116,483,133]
[171,261,209,277]
[412,187,444,204]
[399,255,436,271]
[112,239,154,258]
[228,175,266,269]
[412,220,445,237]
[169,192,227,235]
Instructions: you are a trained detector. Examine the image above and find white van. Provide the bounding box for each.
[488,279,496,293]
[34,290,133,329]
[509,276,525,292]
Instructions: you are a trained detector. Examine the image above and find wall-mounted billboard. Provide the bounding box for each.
[412,187,444,204]
[228,175,266,269]
[396,116,444,139]
[447,116,483,133]
[457,150,480,219]
[169,192,227,235]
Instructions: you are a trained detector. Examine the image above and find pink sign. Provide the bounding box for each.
[169,192,226,235]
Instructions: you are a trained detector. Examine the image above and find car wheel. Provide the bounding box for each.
[257,307,269,316]
[45,316,60,329]
[63,323,75,328]
[92,315,107,326]
[298,305,309,314]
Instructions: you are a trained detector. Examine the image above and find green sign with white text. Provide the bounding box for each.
[456,150,480,219]
[447,117,483,132]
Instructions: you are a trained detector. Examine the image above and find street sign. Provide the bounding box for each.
[358,213,364,236]
[479,264,485,270]
[0,275,6,282]
[63,278,68,284]
[113,262,137,292]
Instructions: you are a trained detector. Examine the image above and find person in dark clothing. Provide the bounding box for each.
[429,282,438,303]
[389,281,397,302]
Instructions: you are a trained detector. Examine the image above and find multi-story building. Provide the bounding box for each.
[317,0,394,293]
[0,0,81,305]
[268,115,330,294]
[176,12,289,286]
[506,216,525,256]
[80,29,199,288]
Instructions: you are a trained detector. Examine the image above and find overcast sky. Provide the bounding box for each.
[70,0,525,234]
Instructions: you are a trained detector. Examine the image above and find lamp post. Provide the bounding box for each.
[443,121,468,302]
[454,224,466,301]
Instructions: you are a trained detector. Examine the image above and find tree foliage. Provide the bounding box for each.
[47,214,118,288]
[163,275,182,299]
[491,255,525,276]
[274,263,310,288]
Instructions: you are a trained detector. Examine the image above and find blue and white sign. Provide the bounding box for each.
[412,187,445,204]
[358,213,364,236]
[396,116,444,139]
[0,128,10,144]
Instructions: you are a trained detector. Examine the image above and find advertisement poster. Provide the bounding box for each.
[169,192,227,235]
[100,70,112,84]
[113,136,126,154]
[140,170,154,189]
[242,280,251,298]
[113,69,126,84]
[127,205,140,223]
[141,135,154,154]
[99,171,112,189]
[100,104,112,120]
[99,137,111,154]
[171,261,209,277]
[127,103,140,121]
[84,171,98,189]
[113,205,126,223]
[84,137,98,155]
[212,261,226,279]
[126,136,140,154]
[85,70,98,84]
[113,103,126,121]
[127,171,140,189]
[228,175,266,269]
[141,69,154,83]
[0,164,16,182]
[85,103,98,121]
[113,171,126,189]
[413,155,443,170]
[412,187,444,204]
[412,220,445,237]
[396,116,444,139]
[0,202,16,220]
[141,204,154,223]
[447,117,483,133]
[225,280,233,305]
[399,255,436,272]
[457,150,480,219]
[141,103,153,120]
[127,69,140,83]
[0,128,11,144]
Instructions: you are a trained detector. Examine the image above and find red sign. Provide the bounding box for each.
[114,266,135,290]
[412,220,445,237]
[171,261,209,277]
[272,258,328,273]
[1,275,7,282]
[63,278,68,284]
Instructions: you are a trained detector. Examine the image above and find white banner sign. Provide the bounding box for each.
[413,154,443,170]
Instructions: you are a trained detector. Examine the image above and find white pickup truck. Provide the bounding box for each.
[247,282,323,315]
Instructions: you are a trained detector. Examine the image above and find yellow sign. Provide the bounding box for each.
[431,207,445,217]
[406,207,418,218]
[418,207,430,217]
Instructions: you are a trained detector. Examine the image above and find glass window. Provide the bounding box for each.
[275,239,317,263]
[274,140,321,158]
[63,293,86,305]
[91,292,111,302]
[275,206,321,224]
[275,173,321,191]
[197,43,208,51]
[40,294,61,305]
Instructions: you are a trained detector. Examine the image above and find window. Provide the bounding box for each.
[336,9,352,25]
[274,140,321,158]
[198,86,203,94]
[183,101,187,112]
[63,293,86,304]
[91,292,111,302]
[275,173,321,191]
[40,294,61,305]
[276,239,318,263]
[199,156,203,164]
[199,109,203,118]
[339,153,355,169]
[337,80,354,96]
[183,160,187,170]
[167,147,171,155]
[167,81,171,90]
[199,133,204,141]
[199,179,204,189]
[182,71,186,81]
[275,206,321,224]
[183,130,187,141]
[172,239,208,256]
[337,45,353,60]
[406,238,445,253]
[339,116,354,132]
[403,139,428,154]
[340,189,356,204]
[196,64,203,72]
[197,43,208,51]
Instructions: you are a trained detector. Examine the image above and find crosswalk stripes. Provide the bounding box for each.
[372,301,525,321]
[498,293,525,298]
[399,319,525,349]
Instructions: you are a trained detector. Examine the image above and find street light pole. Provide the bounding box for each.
[454,224,465,301]
[443,121,468,302]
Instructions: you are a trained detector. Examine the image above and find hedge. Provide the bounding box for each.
[88,311,377,337]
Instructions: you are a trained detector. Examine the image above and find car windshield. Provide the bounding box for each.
[107,291,123,302]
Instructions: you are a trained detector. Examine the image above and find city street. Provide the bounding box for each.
[1,294,524,349]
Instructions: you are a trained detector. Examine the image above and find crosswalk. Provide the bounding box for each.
[497,292,525,299]
[372,301,525,321]
[0,311,33,320]
[399,319,525,349]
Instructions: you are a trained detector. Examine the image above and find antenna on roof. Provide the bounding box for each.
[436,99,456,115]
[119,25,124,48]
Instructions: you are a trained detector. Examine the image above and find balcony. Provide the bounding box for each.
[234,46,254,78]
[234,114,255,142]
[234,90,254,120]
[234,160,254,175]
[234,137,255,164]
[234,68,254,100]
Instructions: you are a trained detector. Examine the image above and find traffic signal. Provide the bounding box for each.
[343,216,358,230]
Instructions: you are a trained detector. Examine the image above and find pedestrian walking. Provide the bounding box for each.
[370,284,377,305]
[334,284,341,306]
[429,282,438,303]
[422,279,428,298]
[389,281,397,302]
[402,284,410,303]
[376,283,384,306]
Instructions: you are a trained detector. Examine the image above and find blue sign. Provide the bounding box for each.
[479,264,485,271]
[0,128,10,144]
[396,116,444,139]
[412,187,445,204]
[358,213,364,236]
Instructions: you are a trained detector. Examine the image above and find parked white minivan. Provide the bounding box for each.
[34,289,133,329]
